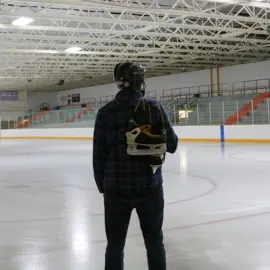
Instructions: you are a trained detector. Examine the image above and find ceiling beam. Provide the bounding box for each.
[1,42,269,58]
[2,0,270,24]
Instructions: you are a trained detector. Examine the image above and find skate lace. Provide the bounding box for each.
[140,125,152,136]
[134,99,165,129]
[141,125,160,137]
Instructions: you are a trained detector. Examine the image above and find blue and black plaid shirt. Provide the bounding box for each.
[93,88,178,194]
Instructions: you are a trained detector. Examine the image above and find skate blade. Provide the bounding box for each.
[151,166,158,174]
[127,150,165,156]
[130,142,166,147]
[127,144,166,156]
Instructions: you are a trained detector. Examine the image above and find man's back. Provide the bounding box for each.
[93,88,178,193]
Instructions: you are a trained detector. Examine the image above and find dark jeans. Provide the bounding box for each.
[104,185,166,270]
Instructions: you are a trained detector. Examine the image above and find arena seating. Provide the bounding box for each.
[240,95,270,125]
[184,94,257,125]
[2,78,270,129]
[27,107,96,128]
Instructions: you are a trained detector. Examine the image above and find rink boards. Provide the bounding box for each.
[1,125,270,143]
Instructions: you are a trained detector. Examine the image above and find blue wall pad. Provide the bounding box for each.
[220,125,225,143]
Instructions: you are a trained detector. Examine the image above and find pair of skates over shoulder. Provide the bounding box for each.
[126,116,167,174]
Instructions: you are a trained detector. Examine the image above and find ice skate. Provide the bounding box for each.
[149,154,165,174]
[126,120,167,156]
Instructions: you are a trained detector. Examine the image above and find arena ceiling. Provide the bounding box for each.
[1,0,270,92]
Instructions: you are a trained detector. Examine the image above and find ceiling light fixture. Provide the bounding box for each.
[12,17,34,26]
[65,47,82,53]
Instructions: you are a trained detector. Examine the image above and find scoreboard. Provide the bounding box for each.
[0,91,18,101]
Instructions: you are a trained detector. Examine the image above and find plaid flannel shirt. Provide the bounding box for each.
[92,88,178,194]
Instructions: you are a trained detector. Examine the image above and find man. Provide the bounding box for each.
[93,61,178,270]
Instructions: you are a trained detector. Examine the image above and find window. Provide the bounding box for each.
[71,93,80,103]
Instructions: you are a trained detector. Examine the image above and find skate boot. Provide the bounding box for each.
[149,154,165,174]
[126,120,167,156]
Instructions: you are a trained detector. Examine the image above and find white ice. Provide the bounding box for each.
[1,139,270,270]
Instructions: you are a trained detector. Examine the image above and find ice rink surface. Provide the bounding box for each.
[1,139,270,270]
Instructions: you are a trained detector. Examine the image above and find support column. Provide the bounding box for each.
[217,65,221,96]
[210,67,214,97]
